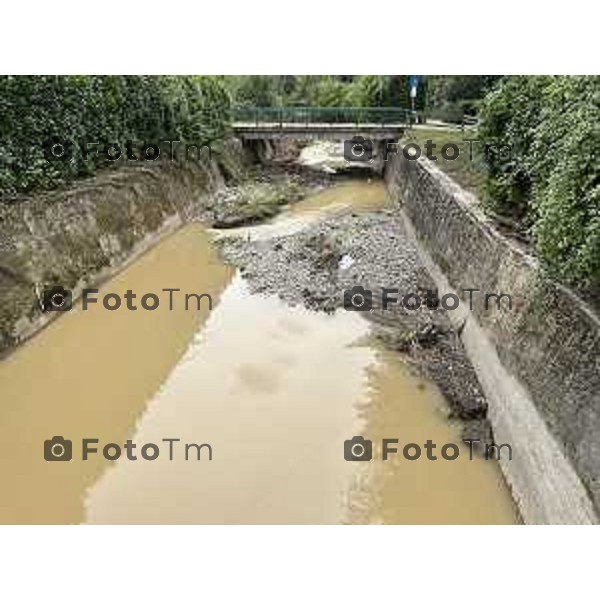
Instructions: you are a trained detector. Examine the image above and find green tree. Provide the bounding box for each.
[0,75,230,198]
[479,75,600,287]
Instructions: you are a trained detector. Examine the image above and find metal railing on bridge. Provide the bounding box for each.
[230,106,416,127]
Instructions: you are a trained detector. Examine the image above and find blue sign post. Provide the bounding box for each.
[409,75,419,112]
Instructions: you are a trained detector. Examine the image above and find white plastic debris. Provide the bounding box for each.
[338,254,355,270]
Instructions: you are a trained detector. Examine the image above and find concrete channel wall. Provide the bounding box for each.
[0,156,236,356]
[385,155,600,524]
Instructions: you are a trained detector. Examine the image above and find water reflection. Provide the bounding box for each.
[86,276,374,524]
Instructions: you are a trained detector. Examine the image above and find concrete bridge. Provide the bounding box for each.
[231,107,413,140]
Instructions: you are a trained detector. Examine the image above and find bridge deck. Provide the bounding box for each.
[232,121,406,140]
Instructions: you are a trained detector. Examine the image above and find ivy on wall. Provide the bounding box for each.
[0,75,230,198]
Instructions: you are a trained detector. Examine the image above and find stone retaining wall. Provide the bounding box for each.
[385,155,600,523]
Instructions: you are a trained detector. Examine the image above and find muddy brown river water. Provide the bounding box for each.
[0,181,518,524]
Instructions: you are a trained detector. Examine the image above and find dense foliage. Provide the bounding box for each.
[3,74,597,289]
[479,76,600,287]
[225,75,427,111]
[426,76,500,121]
[0,76,230,197]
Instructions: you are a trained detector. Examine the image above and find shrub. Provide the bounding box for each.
[479,76,600,287]
[532,77,600,286]
[0,76,230,198]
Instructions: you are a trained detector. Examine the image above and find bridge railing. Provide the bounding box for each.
[230,106,416,126]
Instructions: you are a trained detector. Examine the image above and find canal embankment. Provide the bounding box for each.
[0,140,329,355]
[385,153,600,524]
[2,135,598,524]
[0,177,519,524]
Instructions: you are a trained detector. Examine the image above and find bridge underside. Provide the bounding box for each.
[232,122,405,140]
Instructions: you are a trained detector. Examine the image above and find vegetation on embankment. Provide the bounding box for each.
[396,77,599,292]
[0,76,230,198]
[478,76,599,290]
